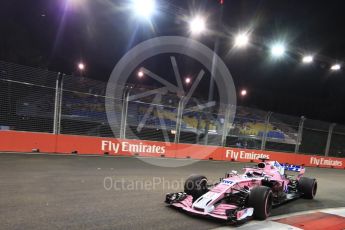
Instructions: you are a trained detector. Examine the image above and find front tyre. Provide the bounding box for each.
[184,174,208,201]
[248,186,273,220]
[298,177,317,199]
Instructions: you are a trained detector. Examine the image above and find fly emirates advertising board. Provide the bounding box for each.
[100,140,342,168]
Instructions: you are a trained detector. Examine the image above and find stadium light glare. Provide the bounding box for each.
[271,43,286,57]
[189,16,206,35]
[130,0,156,20]
[302,55,313,63]
[240,89,247,96]
[330,64,341,71]
[234,33,249,48]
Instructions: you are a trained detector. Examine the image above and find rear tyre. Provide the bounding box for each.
[184,174,208,200]
[298,177,317,199]
[248,186,273,220]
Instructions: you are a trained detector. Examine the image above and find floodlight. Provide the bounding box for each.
[234,33,249,47]
[189,16,206,35]
[185,77,191,84]
[78,63,85,70]
[330,64,341,71]
[138,71,144,78]
[130,0,156,19]
[302,55,313,63]
[271,43,286,57]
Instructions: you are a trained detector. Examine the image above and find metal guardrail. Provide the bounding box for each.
[0,60,344,158]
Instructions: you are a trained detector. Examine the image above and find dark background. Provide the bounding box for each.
[0,0,344,123]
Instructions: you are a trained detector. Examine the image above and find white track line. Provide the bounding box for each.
[268,207,345,220]
[212,207,345,230]
[214,221,303,230]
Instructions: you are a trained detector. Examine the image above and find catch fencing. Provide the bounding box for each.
[0,60,344,158]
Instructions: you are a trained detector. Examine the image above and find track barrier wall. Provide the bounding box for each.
[1,131,344,169]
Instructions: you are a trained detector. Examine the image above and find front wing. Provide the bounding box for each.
[165,192,254,222]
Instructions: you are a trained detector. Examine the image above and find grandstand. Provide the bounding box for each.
[13,81,296,146]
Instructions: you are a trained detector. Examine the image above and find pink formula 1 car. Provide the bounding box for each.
[165,159,317,223]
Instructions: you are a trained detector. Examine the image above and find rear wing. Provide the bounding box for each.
[282,164,306,179]
[281,164,304,172]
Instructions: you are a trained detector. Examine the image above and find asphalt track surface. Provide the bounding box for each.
[1,152,345,230]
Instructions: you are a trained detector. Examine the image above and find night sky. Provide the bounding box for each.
[1,0,345,123]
